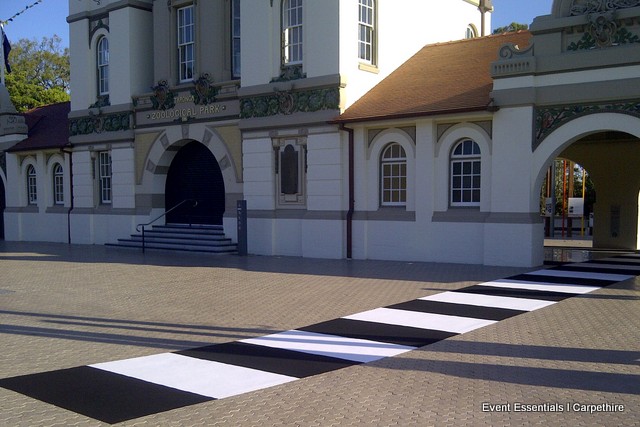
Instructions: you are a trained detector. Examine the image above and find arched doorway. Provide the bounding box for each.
[165,141,225,225]
[534,122,640,252]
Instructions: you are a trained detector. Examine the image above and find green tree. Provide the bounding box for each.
[5,35,70,112]
[493,22,529,35]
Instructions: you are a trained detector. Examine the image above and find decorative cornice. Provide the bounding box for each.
[240,87,340,119]
[570,0,640,16]
[534,100,640,148]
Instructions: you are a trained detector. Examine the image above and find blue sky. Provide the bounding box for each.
[1,0,555,47]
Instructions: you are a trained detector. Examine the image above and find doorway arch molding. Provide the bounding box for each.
[141,124,241,203]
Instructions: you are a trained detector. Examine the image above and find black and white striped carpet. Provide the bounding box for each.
[2,255,639,424]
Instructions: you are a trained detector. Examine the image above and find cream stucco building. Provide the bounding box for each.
[1,0,640,267]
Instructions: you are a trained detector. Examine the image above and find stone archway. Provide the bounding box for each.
[532,113,640,250]
[165,141,226,225]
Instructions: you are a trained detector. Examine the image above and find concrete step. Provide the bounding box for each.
[107,240,237,253]
[107,223,237,254]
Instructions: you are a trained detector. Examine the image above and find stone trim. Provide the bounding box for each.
[432,209,489,223]
[353,209,416,222]
[432,210,543,224]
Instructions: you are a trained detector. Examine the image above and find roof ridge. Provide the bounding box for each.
[422,30,531,49]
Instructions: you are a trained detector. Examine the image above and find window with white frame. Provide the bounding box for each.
[27,164,37,205]
[283,0,303,65]
[98,151,112,204]
[178,5,195,82]
[358,0,376,64]
[450,139,481,206]
[97,36,109,95]
[232,0,241,79]
[380,143,407,206]
[53,163,64,205]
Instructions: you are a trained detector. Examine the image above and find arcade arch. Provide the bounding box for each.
[533,113,640,251]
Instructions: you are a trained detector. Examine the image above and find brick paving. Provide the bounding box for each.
[0,241,638,426]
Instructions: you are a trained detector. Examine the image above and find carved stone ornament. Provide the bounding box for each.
[588,11,618,47]
[271,64,306,83]
[570,0,640,15]
[191,74,219,105]
[275,90,295,115]
[150,80,176,111]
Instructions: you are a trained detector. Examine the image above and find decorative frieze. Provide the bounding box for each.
[69,111,132,136]
[567,26,640,50]
[535,100,640,147]
[570,0,640,16]
[240,87,340,119]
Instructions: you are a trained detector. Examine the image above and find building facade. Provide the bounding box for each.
[2,0,640,267]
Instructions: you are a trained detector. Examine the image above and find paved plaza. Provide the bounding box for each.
[0,241,639,426]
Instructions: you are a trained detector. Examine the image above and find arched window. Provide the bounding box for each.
[450,139,481,206]
[27,164,37,205]
[283,0,303,65]
[97,36,109,95]
[380,143,407,206]
[53,163,64,205]
[465,24,478,39]
[358,0,376,64]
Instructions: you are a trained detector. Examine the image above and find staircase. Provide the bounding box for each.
[106,224,237,254]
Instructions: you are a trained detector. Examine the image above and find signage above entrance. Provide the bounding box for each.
[133,80,240,128]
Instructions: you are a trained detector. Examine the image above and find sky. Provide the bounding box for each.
[1,0,555,48]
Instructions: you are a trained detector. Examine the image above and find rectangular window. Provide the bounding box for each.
[358,0,375,64]
[232,0,241,79]
[99,151,112,204]
[283,0,303,65]
[451,159,481,206]
[178,5,195,82]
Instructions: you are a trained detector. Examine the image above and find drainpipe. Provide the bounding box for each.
[60,147,74,244]
[339,123,355,259]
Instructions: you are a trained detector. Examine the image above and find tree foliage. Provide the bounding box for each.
[5,35,70,112]
[493,22,529,35]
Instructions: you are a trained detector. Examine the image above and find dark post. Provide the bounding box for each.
[237,200,248,256]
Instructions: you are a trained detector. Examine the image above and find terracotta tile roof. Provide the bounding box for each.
[336,31,532,123]
[9,101,70,152]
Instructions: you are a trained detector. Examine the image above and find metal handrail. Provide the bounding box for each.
[136,199,198,253]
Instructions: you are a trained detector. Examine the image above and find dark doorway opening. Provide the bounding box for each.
[165,141,225,225]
